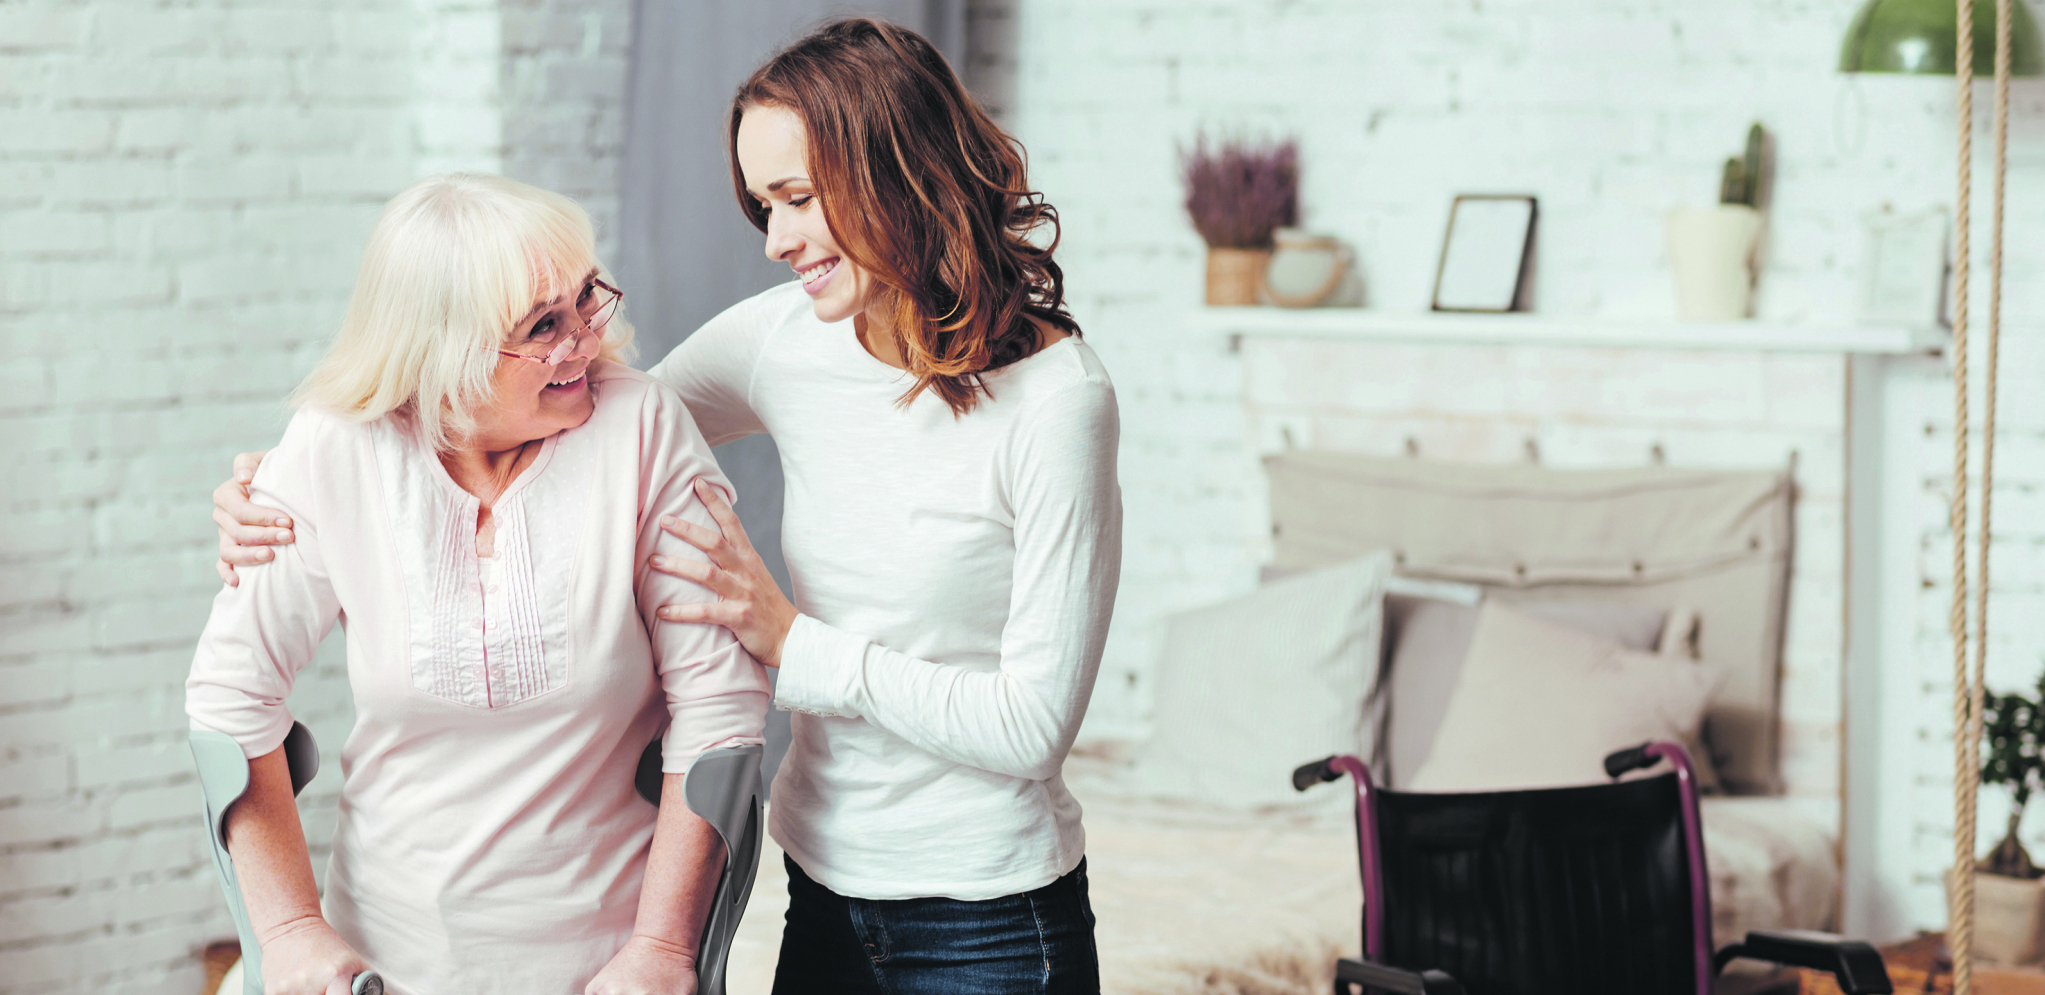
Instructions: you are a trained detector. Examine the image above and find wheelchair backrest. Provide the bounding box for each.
[1374,773,1701,995]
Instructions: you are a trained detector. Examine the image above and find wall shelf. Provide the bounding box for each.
[1195,307,1944,355]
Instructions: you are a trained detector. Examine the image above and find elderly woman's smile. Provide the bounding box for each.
[469,269,619,452]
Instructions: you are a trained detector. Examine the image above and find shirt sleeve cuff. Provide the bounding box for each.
[773,614,867,718]
[187,703,296,760]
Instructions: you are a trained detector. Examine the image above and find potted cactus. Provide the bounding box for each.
[1966,678,2045,966]
[1182,134,1299,306]
[1667,122,1767,321]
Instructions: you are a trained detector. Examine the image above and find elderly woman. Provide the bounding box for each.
[185,174,769,995]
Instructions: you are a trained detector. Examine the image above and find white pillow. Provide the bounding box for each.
[1133,552,1390,809]
[1410,601,1722,792]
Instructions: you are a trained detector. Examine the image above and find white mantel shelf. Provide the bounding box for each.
[1197,307,1944,355]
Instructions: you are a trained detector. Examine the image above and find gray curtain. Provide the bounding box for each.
[617,0,963,794]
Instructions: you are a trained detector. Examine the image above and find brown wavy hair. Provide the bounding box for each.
[729,18,1079,415]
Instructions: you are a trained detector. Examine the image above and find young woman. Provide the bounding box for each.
[191,174,769,995]
[215,19,1120,993]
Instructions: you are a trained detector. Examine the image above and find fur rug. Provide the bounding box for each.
[1128,943,1342,995]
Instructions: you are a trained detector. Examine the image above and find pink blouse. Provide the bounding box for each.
[186,362,769,995]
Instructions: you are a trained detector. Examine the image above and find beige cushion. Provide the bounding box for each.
[1381,594,1671,788]
[1266,451,1791,794]
[1410,601,1723,792]
[1134,553,1390,809]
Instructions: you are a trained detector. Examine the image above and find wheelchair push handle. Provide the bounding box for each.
[1602,742,1658,779]
[1292,756,1343,792]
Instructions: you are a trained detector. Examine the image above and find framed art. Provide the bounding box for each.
[1431,195,1538,312]
[1856,207,1949,330]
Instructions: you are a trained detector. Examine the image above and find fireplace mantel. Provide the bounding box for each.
[1196,307,1943,356]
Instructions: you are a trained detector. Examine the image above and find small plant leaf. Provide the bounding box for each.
[1719,158,1747,207]
[1742,122,1766,208]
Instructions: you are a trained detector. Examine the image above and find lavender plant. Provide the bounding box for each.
[1181,134,1299,250]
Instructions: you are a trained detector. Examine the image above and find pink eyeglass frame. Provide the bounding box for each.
[498,278,624,368]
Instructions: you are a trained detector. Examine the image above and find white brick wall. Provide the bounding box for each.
[0,1,625,990]
[501,0,631,262]
[979,0,2045,934]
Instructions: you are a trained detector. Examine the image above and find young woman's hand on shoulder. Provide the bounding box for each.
[213,450,295,585]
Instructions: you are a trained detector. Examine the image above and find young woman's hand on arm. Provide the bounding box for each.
[650,479,798,667]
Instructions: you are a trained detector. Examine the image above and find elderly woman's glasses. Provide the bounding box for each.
[498,278,624,367]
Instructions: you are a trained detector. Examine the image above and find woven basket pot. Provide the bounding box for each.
[1204,247,1272,306]
[1974,872,2045,967]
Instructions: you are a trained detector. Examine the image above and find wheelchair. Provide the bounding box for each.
[1292,741,1894,995]
[192,726,764,995]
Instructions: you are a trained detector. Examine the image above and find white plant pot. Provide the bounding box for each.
[1666,205,1763,322]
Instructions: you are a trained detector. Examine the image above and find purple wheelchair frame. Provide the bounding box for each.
[1302,741,1897,995]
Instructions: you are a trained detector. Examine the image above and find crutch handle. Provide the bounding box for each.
[351,971,384,995]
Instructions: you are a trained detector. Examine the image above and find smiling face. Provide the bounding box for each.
[465,269,603,452]
[735,104,876,325]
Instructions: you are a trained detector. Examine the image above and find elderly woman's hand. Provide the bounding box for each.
[258,918,371,995]
[213,450,296,586]
[650,479,797,668]
[584,935,698,995]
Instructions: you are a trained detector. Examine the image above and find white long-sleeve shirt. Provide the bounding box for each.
[651,281,1121,901]
[186,364,770,994]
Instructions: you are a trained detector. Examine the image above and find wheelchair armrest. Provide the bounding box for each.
[1713,930,1893,995]
[1334,957,1466,995]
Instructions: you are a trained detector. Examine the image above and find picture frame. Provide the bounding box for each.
[1431,194,1538,313]
[1856,207,1950,330]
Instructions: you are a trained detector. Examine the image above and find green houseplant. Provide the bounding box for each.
[1966,675,2045,966]
[1983,679,2045,878]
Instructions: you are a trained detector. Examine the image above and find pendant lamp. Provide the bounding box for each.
[1839,0,2044,75]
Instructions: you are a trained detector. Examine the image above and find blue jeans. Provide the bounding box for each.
[770,855,1101,994]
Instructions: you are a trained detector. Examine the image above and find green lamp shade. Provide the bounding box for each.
[1840,0,2045,75]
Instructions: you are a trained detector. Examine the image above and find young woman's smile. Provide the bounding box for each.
[796,255,841,297]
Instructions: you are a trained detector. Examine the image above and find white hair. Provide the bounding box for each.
[294,173,634,451]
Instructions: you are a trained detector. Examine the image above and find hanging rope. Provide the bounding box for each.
[1980,0,2010,728]
[1947,0,1978,987]
[1950,1,2013,991]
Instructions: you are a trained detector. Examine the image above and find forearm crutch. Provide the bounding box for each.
[191,723,383,995]
[637,742,765,995]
